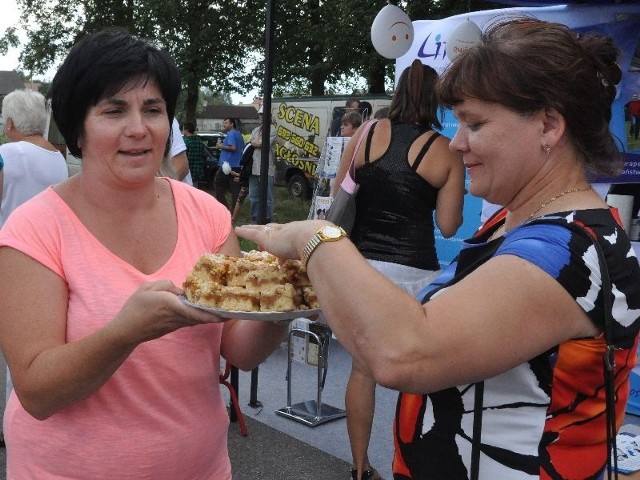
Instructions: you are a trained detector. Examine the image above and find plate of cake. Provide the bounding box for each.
[179,296,321,321]
[181,250,321,321]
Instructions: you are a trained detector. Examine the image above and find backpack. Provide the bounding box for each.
[239,143,255,181]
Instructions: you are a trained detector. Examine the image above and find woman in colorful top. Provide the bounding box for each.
[236,18,640,479]
[0,28,287,479]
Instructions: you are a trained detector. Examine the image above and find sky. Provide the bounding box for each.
[0,0,24,73]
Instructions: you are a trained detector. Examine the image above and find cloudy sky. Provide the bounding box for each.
[0,1,23,72]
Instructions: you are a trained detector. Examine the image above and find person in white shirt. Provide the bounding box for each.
[0,88,69,447]
[169,118,193,186]
[0,89,69,226]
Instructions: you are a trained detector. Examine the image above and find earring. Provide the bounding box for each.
[543,144,551,156]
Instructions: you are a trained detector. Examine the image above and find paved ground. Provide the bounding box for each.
[228,415,351,479]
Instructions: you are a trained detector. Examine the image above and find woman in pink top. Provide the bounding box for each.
[0,28,287,479]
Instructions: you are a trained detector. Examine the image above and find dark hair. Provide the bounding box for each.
[49,27,181,158]
[437,17,623,176]
[345,98,360,109]
[358,101,373,120]
[183,121,196,134]
[224,117,238,129]
[388,59,442,130]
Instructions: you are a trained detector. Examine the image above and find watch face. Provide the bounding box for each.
[321,225,344,239]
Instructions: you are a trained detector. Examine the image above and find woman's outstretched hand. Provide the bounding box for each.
[235,220,329,262]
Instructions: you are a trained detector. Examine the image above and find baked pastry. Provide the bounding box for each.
[183,250,319,312]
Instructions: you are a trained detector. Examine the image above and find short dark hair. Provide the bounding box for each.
[183,121,197,134]
[49,27,181,158]
[358,101,373,120]
[224,117,237,129]
[374,106,390,119]
[345,98,360,109]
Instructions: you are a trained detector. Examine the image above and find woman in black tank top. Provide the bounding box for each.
[332,59,466,480]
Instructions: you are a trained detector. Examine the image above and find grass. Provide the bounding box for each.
[232,186,312,251]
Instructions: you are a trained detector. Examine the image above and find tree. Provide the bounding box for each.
[267,0,501,96]
[268,0,388,96]
[2,0,256,122]
[0,26,19,60]
[1,0,501,105]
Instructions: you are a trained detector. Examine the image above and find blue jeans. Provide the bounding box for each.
[249,174,274,223]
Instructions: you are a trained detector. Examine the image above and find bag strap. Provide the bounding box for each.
[526,218,618,479]
[560,221,618,479]
[346,120,378,180]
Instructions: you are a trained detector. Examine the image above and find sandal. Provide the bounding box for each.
[350,467,382,480]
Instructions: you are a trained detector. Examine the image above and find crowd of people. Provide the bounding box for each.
[0,15,639,480]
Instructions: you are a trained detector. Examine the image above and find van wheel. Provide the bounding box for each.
[288,173,311,199]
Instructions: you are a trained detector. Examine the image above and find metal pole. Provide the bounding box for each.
[258,0,276,225]
[248,367,262,408]
[249,0,277,408]
[230,366,239,421]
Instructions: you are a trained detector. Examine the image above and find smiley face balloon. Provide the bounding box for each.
[445,19,482,62]
[370,4,414,59]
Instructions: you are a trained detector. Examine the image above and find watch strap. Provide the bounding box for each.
[301,234,323,269]
[301,226,347,269]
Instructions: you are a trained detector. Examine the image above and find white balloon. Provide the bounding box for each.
[446,19,482,62]
[370,4,414,59]
[221,161,232,175]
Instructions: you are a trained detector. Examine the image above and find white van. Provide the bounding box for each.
[270,95,392,198]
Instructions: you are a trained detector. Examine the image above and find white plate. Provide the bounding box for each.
[179,295,320,321]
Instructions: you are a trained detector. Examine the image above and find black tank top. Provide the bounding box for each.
[351,122,440,270]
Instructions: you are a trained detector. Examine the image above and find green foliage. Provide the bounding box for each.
[234,185,312,226]
[7,0,258,119]
[0,27,19,57]
[2,0,498,112]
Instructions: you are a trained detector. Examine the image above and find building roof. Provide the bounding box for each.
[197,105,259,120]
[0,71,25,95]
